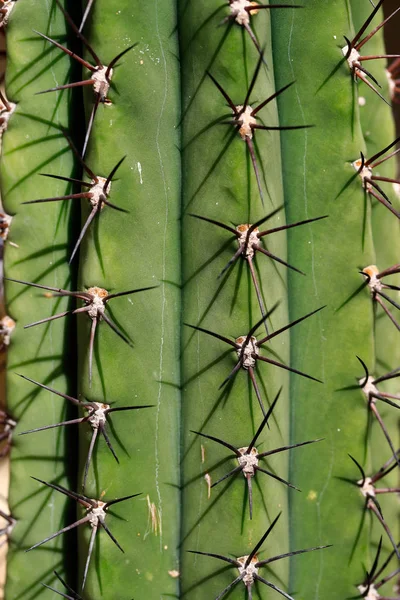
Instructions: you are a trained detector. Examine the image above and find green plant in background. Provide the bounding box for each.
[0,1,399,600]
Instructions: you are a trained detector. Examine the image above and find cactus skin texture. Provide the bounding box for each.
[178,2,295,599]
[2,1,78,597]
[1,1,400,600]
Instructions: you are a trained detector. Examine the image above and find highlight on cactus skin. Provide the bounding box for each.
[342,0,400,103]
[208,52,312,204]
[17,373,153,489]
[27,478,141,590]
[6,277,157,384]
[192,388,322,519]
[189,512,331,600]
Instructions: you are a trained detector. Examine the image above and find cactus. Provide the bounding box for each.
[1,1,399,600]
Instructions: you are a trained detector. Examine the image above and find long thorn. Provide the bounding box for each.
[258,306,325,346]
[82,428,98,491]
[191,430,241,456]
[245,137,264,206]
[16,373,81,405]
[82,526,97,590]
[247,388,282,452]
[55,0,101,66]
[88,318,97,388]
[207,71,237,114]
[245,513,282,567]
[69,206,98,264]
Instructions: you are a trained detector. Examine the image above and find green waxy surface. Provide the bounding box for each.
[270,1,376,597]
[2,0,78,597]
[75,1,181,598]
[179,2,320,598]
